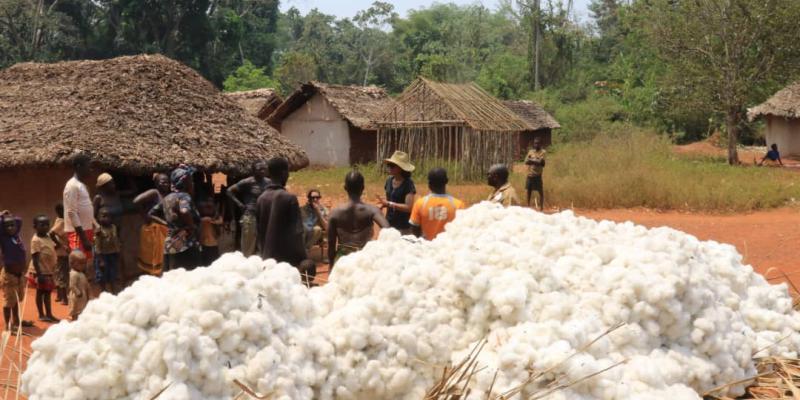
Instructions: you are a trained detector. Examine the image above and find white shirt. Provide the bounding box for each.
[63,176,94,233]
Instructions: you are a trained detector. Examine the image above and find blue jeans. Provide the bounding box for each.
[95,253,119,284]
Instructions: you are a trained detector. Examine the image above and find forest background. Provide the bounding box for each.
[3,0,800,160]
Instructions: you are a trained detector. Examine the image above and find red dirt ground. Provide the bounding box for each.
[3,207,799,399]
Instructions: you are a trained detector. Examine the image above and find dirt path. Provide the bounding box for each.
[3,207,799,399]
[578,208,800,280]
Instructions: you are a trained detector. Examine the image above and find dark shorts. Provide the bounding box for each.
[166,246,202,272]
[95,253,119,284]
[526,175,543,192]
[201,246,220,267]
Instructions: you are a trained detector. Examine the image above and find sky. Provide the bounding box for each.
[280,0,594,22]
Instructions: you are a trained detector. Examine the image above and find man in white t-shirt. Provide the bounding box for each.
[63,154,95,261]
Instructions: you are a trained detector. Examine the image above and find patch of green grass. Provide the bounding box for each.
[542,131,800,212]
[288,131,800,212]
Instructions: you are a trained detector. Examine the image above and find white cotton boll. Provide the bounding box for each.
[22,204,800,400]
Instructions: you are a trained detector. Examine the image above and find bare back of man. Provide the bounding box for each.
[327,172,389,268]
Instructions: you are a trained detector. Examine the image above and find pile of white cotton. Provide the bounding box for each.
[22,203,800,400]
[21,255,313,400]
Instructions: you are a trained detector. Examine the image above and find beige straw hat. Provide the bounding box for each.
[96,172,114,188]
[383,151,415,172]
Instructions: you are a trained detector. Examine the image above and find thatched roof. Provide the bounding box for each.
[224,88,283,120]
[379,78,528,132]
[748,82,800,121]
[0,55,308,174]
[267,81,395,130]
[502,100,560,130]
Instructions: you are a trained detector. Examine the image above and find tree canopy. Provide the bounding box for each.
[2,0,800,154]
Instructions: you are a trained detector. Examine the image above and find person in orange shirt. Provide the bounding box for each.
[409,168,465,240]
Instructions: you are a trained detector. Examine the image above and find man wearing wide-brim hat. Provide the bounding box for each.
[376,151,418,233]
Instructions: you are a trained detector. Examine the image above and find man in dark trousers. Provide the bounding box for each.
[227,161,270,256]
[256,157,314,285]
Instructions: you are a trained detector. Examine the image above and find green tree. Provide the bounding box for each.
[273,51,316,93]
[352,1,396,85]
[637,0,800,164]
[0,0,81,67]
[222,59,279,92]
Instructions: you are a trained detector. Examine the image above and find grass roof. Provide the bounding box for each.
[748,81,800,121]
[267,81,395,130]
[0,55,308,174]
[379,78,529,132]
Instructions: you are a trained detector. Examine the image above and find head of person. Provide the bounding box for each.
[487,164,509,188]
[384,151,414,179]
[33,214,50,236]
[252,161,268,180]
[69,250,87,272]
[55,203,64,219]
[154,173,170,195]
[428,168,448,194]
[3,217,17,236]
[170,165,196,195]
[72,153,91,181]
[344,171,365,198]
[97,207,113,227]
[96,172,116,194]
[198,199,216,218]
[307,189,322,205]
[771,143,779,151]
[533,138,542,151]
[267,157,290,186]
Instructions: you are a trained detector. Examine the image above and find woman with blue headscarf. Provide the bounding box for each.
[149,165,201,271]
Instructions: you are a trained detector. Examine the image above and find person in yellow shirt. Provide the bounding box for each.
[409,168,465,240]
[524,138,546,210]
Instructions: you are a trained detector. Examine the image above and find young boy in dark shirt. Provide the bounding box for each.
[0,212,33,332]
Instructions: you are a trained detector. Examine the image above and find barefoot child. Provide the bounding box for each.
[199,200,223,266]
[0,212,33,332]
[51,204,70,305]
[27,215,59,322]
[94,207,121,294]
[68,251,89,320]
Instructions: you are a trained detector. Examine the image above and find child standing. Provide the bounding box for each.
[94,207,121,294]
[27,215,59,322]
[199,200,223,266]
[67,251,89,320]
[0,212,32,332]
[51,204,70,305]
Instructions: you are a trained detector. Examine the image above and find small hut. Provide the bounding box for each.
[502,100,560,156]
[377,78,529,180]
[748,82,800,156]
[267,81,396,166]
[224,88,283,120]
[0,54,308,280]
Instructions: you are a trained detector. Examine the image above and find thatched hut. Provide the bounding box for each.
[224,88,283,120]
[748,82,800,156]
[503,100,560,156]
[0,54,308,280]
[267,81,396,166]
[377,78,528,180]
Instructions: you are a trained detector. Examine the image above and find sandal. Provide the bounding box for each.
[21,320,34,327]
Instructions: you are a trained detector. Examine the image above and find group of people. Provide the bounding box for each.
[0,140,548,332]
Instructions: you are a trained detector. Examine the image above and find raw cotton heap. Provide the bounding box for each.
[21,256,314,400]
[22,203,800,399]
